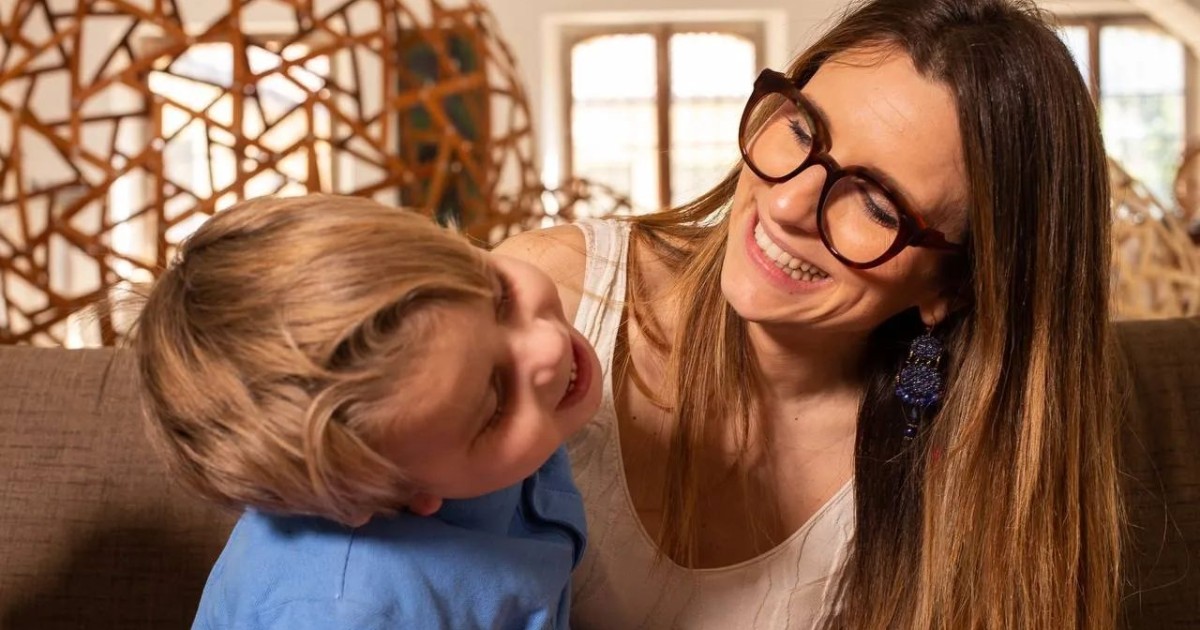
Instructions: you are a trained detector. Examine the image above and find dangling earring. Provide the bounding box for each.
[894,328,946,440]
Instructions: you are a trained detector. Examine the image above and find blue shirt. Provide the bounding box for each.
[192,447,586,630]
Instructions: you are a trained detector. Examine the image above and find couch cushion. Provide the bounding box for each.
[1117,317,1200,628]
[0,318,1196,628]
[0,347,235,630]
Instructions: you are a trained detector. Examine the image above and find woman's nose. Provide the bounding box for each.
[763,165,826,234]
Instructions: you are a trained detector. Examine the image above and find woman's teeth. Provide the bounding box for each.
[567,359,578,393]
[753,223,829,282]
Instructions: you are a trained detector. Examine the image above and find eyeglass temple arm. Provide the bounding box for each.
[912,229,965,252]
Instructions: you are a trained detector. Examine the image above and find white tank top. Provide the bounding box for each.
[567,219,856,630]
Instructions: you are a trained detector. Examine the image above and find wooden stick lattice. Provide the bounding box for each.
[6,0,1187,345]
[0,0,612,345]
[1111,158,1200,319]
[1175,142,1200,245]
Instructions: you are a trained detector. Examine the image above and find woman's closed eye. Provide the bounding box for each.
[788,118,814,148]
[855,182,901,230]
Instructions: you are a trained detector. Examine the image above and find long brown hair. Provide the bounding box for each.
[621,0,1120,627]
[136,194,493,525]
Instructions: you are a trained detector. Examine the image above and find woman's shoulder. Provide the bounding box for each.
[492,223,591,323]
[493,223,588,270]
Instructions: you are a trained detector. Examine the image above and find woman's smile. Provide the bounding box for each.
[744,212,833,294]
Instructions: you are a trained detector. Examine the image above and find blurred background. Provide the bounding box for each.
[1,0,1197,346]
[508,0,1199,213]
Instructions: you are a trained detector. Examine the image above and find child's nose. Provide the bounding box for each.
[531,280,565,322]
[526,324,569,390]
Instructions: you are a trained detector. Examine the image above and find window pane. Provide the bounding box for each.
[1099,25,1185,202]
[1058,25,1090,84]
[570,34,659,211]
[669,32,756,207]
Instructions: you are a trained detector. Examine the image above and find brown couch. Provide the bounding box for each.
[1,318,1197,629]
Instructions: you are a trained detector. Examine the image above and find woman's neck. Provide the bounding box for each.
[746,320,867,405]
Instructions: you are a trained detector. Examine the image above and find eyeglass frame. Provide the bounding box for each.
[738,68,965,270]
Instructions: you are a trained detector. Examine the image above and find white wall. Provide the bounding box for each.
[3,0,1183,198]
[487,0,1149,185]
[488,0,847,186]
[1040,0,1137,14]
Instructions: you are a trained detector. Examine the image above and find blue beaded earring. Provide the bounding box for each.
[894,329,945,440]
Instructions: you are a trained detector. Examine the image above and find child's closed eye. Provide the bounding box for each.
[486,371,507,432]
[494,271,513,321]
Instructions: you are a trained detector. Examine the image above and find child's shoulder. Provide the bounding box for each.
[351,474,582,626]
[198,465,583,628]
[214,510,359,593]
[194,511,371,627]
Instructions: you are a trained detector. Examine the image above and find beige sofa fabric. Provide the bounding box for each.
[0,318,1196,628]
[0,347,234,629]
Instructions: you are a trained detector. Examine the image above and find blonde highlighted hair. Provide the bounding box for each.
[136,194,491,525]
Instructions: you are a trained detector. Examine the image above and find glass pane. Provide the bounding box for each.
[570,34,659,212]
[1058,25,1090,84]
[669,32,756,207]
[1099,25,1185,202]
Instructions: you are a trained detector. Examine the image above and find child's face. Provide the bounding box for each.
[376,251,603,505]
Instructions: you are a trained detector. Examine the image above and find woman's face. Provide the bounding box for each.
[722,48,969,335]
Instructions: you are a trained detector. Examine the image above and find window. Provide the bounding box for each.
[1059,19,1193,203]
[564,24,762,211]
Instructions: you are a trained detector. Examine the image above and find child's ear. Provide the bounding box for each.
[344,513,373,528]
[407,492,443,517]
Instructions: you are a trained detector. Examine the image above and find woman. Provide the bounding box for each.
[497,0,1120,627]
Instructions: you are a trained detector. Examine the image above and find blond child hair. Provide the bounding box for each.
[136,194,492,525]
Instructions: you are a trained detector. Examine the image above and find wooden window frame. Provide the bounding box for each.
[1059,16,1195,141]
[561,22,765,210]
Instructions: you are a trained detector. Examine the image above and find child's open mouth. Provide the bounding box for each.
[556,330,591,411]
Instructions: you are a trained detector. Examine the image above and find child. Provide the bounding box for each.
[135,193,603,629]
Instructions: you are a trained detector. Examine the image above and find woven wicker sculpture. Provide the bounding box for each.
[4,0,1185,344]
[1111,158,1200,319]
[1175,143,1200,245]
[0,0,632,346]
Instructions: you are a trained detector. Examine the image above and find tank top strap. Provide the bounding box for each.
[571,218,631,367]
